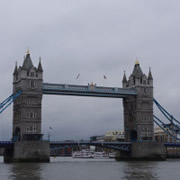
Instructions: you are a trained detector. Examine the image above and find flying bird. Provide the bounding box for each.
[103,75,107,79]
[76,73,80,79]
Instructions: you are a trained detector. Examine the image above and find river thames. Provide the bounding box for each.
[0,157,180,180]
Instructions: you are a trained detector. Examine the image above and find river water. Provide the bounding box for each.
[0,156,180,180]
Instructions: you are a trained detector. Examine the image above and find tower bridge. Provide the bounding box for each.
[12,52,154,143]
[1,51,172,162]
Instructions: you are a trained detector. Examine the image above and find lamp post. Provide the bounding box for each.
[48,127,53,141]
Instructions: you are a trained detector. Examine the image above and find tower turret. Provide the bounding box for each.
[37,57,43,72]
[22,50,33,70]
[13,62,18,82]
[131,60,143,86]
[122,71,128,88]
[148,67,153,86]
[37,57,43,80]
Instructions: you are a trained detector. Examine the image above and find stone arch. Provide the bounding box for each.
[13,127,21,141]
[130,130,137,141]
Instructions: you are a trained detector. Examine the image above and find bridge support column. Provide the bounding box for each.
[120,61,166,160]
[9,51,50,163]
[4,141,50,163]
[116,142,166,161]
[123,61,154,142]
[4,146,14,163]
[130,142,166,160]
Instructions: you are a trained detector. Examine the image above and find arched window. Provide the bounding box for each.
[130,130,137,141]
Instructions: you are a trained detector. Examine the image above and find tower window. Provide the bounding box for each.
[27,98,36,104]
[30,80,36,88]
[30,112,34,118]
[30,72,35,77]
[26,112,37,119]
[143,88,148,95]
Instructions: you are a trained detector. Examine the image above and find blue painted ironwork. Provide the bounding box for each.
[0,90,22,114]
[153,115,180,140]
[153,99,180,140]
[42,83,137,98]
[51,145,72,151]
[0,95,13,109]
[0,140,131,151]
[2,140,180,150]
[50,141,131,152]
[0,141,13,148]
[2,139,180,150]
[165,143,180,147]
[153,114,180,135]
[154,99,180,126]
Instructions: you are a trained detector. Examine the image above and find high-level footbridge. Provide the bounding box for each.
[42,83,137,98]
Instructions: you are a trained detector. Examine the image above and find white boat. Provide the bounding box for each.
[94,152,109,159]
[72,150,110,159]
[109,152,116,158]
[72,149,94,158]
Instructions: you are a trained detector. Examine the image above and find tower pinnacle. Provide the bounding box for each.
[122,71,127,83]
[13,61,18,75]
[148,67,153,80]
[37,56,43,72]
[27,49,30,55]
[135,58,139,65]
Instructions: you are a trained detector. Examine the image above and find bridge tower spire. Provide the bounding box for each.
[123,61,154,142]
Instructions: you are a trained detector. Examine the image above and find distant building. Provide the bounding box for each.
[104,130,124,142]
[154,124,178,143]
[51,147,72,157]
[154,125,180,158]
[90,135,105,142]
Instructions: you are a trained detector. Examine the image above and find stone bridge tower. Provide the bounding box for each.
[6,51,50,163]
[13,50,43,141]
[122,60,154,142]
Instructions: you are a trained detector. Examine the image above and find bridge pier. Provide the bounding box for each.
[4,147,14,163]
[116,142,166,161]
[4,141,50,163]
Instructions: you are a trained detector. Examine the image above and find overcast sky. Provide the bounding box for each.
[0,0,180,140]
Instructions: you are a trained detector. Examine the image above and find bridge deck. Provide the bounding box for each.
[2,141,180,149]
[164,143,180,147]
[42,83,137,98]
[0,141,13,148]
